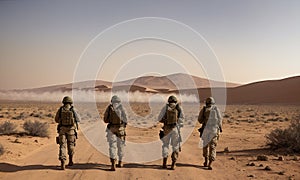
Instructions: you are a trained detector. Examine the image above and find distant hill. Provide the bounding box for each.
[227,76,300,104]
[116,73,239,90]
[177,76,300,104]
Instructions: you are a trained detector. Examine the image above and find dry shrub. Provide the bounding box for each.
[0,121,17,135]
[23,120,49,137]
[0,143,4,156]
[266,117,300,152]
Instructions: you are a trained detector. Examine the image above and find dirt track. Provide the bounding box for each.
[1,127,299,180]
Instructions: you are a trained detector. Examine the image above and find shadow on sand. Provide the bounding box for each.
[216,147,284,157]
[0,163,112,172]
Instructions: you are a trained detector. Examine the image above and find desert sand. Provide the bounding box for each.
[0,102,299,180]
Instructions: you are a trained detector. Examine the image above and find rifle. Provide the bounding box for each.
[176,125,182,152]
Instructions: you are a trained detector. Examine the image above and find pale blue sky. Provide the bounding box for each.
[0,0,299,89]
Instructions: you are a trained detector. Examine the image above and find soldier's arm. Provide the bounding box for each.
[198,108,204,124]
[54,108,60,123]
[177,105,184,127]
[103,106,110,123]
[216,107,223,132]
[158,105,167,123]
[73,108,81,123]
[120,105,128,124]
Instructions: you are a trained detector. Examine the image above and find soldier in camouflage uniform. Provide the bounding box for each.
[159,95,184,170]
[104,95,127,171]
[55,96,80,170]
[198,97,222,170]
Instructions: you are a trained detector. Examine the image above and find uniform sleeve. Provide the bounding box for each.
[158,105,167,123]
[216,107,223,131]
[177,105,184,127]
[73,108,81,123]
[103,106,110,123]
[198,107,205,124]
[121,105,128,124]
[54,108,60,123]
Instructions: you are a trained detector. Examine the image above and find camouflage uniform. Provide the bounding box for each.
[198,97,222,170]
[159,96,184,170]
[104,95,127,171]
[55,96,80,170]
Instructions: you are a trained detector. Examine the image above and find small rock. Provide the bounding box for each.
[278,171,285,175]
[259,164,264,167]
[224,147,230,153]
[257,155,268,161]
[264,166,271,171]
[293,156,299,161]
[34,139,38,143]
[229,157,236,160]
[247,175,255,178]
[278,156,284,161]
[247,162,255,166]
[13,139,21,144]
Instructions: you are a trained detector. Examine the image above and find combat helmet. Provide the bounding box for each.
[111,95,121,103]
[206,97,215,105]
[168,95,177,103]
[62,96,73,104]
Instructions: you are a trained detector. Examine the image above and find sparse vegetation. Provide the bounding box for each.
[0,121,17,135]
[266,117,300,152]
[0,143,4,156]
[23,120,49,137]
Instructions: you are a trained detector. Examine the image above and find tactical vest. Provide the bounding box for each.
[59,107,75,126]
[166,105,178,125]
[109,106,122,125]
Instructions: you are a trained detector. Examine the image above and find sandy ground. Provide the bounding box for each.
[0,102,300,180]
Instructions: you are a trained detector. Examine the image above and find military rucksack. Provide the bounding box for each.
[59,106,75,126]
[165,104,178,125]
[109,105,122,125]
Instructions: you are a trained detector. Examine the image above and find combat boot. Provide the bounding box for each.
[68,155,74,166]
[170,161,176,170]
[116,161,122,168]
[203,157,208,167]
[60,160,65,170]
[162,158,168,169]
[110,158,116,171]
[208,161,213,170]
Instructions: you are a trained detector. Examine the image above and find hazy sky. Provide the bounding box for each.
[0,0,299,89]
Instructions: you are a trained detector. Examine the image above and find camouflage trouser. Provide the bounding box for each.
[58,127,76,161]
[162,126,180,161]
[203,135,218,161]
[106,126,126,161]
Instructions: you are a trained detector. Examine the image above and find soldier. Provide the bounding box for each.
[55,96,80,170]
[158,95,184,170]
[103,95,127,171]
[198,97,222,170]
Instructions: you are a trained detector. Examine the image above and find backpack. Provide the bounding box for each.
[109,105,122,125]
[165,104,178,125]
[59,106,75,126]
